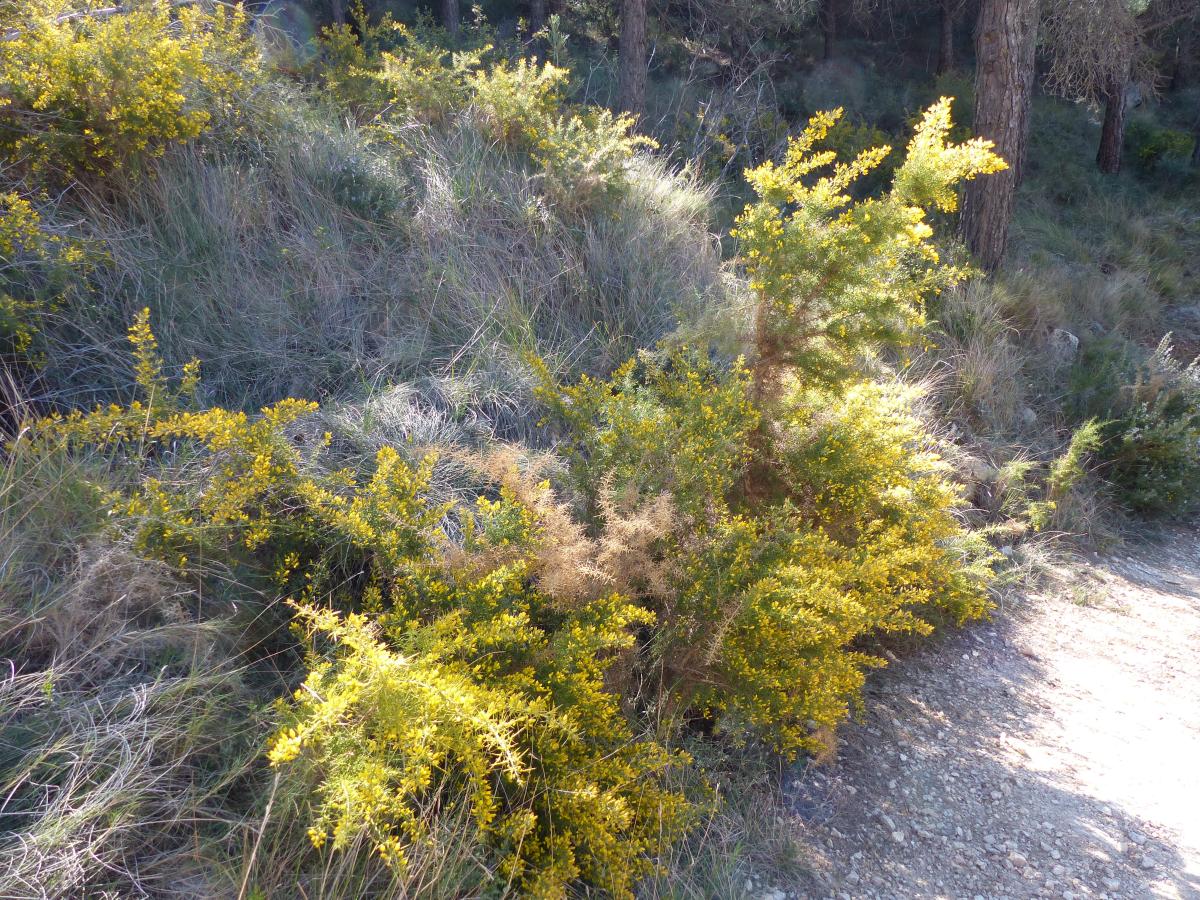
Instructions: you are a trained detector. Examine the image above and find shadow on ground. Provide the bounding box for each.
[781,535,1200,900]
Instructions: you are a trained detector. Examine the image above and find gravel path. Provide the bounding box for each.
[780,531,1200,900]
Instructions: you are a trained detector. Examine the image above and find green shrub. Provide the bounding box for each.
[1067,337,1200,516]
[310,17,652,209]
[1103,340,1200,515]
[0,0,260,180]
[1126,119,1195,174]
[1026,419,1103,531]
[30,313,691,898]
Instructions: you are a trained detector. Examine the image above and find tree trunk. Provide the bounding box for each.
[441,0,459,38]
[530,0,546,33]
[1096,72,1128,175]
[330,0,345,25]
[617,0,648,119]
[958,0,1038,271]
[937,0,956,75]
[1192,122,1199,167]
[1170,24,1195,92]
[822,0,837,60]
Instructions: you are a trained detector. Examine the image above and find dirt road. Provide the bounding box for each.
[784,532,1200,900]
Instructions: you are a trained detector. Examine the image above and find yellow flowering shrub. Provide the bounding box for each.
[533,349,759,521]
[534,102,1002,755]
[538,357,993,756]
[1,190,87,362]
[0,0,259,180]
[30,311,689,897]
[732,98,1006,395]
[1,192,47,357]
[18,99,1007,889]
[312,21,651,207]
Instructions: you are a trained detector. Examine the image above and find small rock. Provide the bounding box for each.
[962,456,998,482]
[1128,831,1147,846]
[892,830,906,844]
[1048,328,1080,367]
[1104,878,1121,890]
[1009,851,1028,867]
[1140,854,1155,870]
[1019,406,1038,428]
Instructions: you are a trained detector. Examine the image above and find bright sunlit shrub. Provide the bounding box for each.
[0,0,259,179]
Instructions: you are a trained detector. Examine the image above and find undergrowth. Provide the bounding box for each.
[2,2,1195,897]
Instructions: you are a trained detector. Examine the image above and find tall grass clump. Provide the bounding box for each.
[20,88,723,414]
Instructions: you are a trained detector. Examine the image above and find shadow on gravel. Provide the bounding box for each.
[784,604,1200,900]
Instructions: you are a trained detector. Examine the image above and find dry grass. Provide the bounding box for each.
[30,95,727,417]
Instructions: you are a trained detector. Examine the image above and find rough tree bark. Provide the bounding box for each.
[530,0,546,33]
[959,0,1039,271]
[441,0,459,38]
[1170,23,1195,92]
[938,0,957,74]
[330,0,345,25]
[617,0,648,119]
[823,0,838,60]
[1096,70,1129,174]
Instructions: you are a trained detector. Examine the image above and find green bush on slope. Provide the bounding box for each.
[12,98,999,895]
[2,9,1008,897]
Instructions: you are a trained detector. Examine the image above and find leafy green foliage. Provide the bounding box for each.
[310,17,653,209]
[31,314,690,898]
[1126,119,1196,174]
[1026,419,1104,531]
[1067,337,1200,516]
[0,0,259,180]
[732,99,1006,396]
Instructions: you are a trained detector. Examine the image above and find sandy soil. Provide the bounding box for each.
[781,531,1200,900]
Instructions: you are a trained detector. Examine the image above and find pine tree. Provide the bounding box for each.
[959,0,1038,270]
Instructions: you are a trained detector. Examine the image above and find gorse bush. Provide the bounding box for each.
[0,190,88,366]
[6,3,1007,883]
[537,356,992,756]
[31,313,691,897]
[733,99,1006,398]
[0,0,259,181]
[26,94,1001,887]
[1,192,49,358]
[312,17,652,209]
